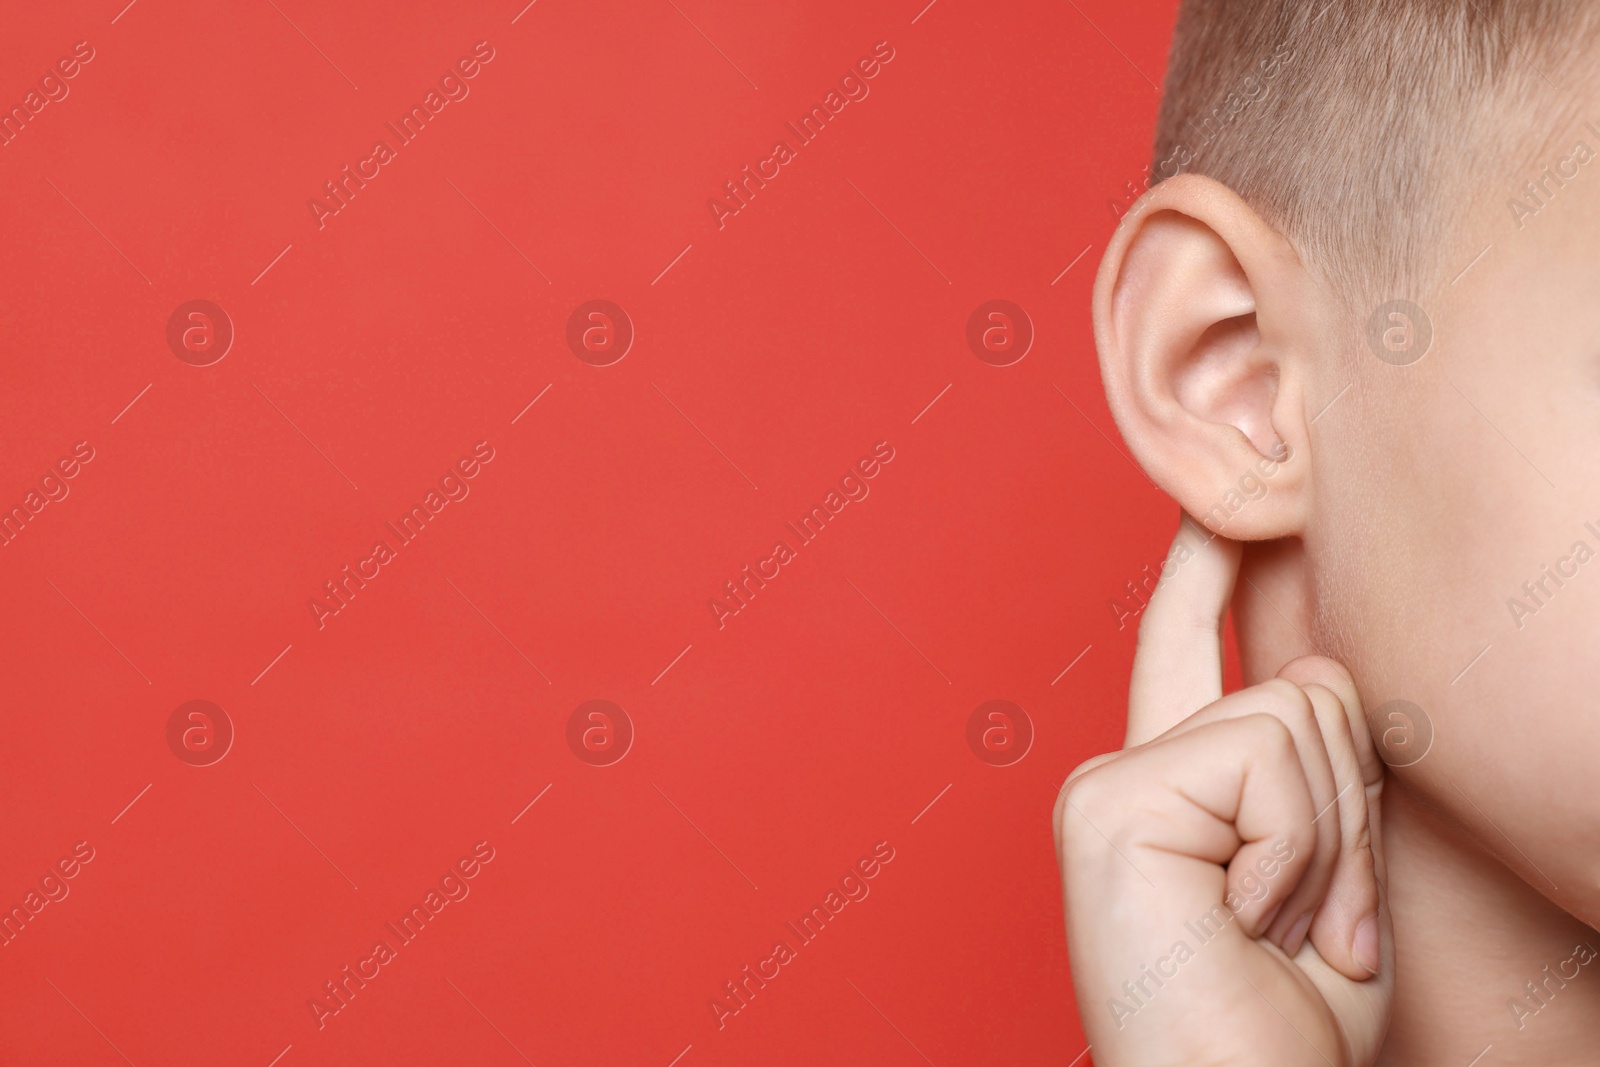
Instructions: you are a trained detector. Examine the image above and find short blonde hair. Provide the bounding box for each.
[1152,1,1600,306]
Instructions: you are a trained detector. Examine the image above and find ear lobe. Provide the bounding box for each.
[1093,174,1312,540]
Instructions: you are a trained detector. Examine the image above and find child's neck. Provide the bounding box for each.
[1231,545,1600,1064]
[1375,781,1600,1066]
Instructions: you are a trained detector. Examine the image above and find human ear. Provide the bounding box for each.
[1093,174,1318,540]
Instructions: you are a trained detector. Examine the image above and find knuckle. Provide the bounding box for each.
[1344,811,1375,856]
[1309,686,1356,745]
[1240,708,1299,761]
[1054,763,1125,848]
[1057,763,1104,819]
[1063,751,1115,788]
[1261,677,1316,724]
[1270,818,1318,871]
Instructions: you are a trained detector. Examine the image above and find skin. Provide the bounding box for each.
[1055,96,1600,1064]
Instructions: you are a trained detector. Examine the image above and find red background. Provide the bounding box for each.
[0,1,1183,1063]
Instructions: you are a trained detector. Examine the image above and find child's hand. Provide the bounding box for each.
[1054,517,1394,1066]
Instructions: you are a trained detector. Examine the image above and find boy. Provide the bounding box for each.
[1054,2,1600,1064]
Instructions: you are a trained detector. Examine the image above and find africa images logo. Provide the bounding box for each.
[708,842,895,1029]
[306,41,497,230]
[705,41,897,230]
[707,442,895,628]
[307,442,496,630]
[307,841,496,1030]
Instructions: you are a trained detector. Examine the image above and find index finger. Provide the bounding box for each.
[1124,510,1241,747]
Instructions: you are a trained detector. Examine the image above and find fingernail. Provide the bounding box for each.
[1284,912,1312,955]
[1353,915,1380,974]
[1257,900,1285,937]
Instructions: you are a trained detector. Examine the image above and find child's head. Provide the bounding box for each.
[1097,1,1600,925]
[1149,1,1600,302]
